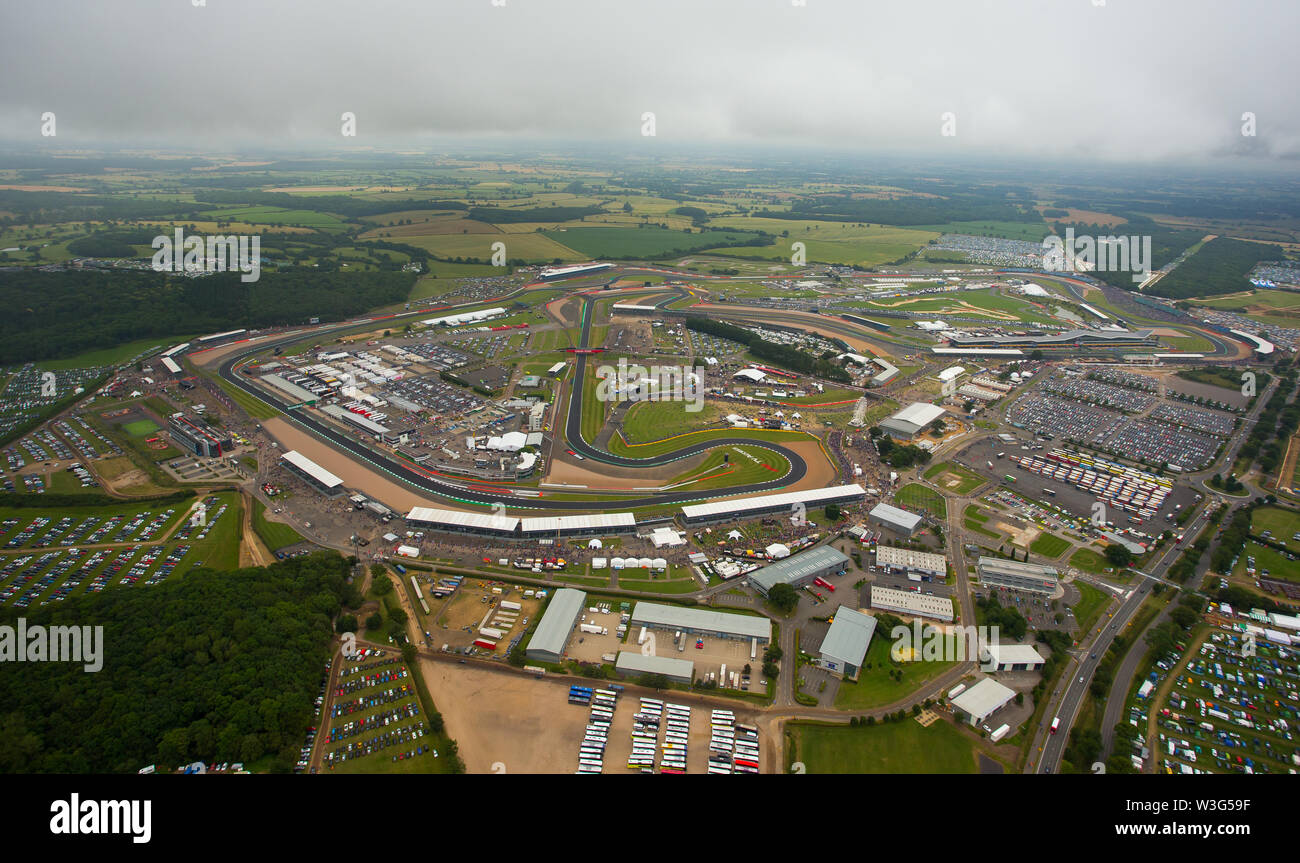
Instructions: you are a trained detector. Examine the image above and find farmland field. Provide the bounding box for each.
[542,226,767,259]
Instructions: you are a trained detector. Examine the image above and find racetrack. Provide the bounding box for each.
[214,282,830,512]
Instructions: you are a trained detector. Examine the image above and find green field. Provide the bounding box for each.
[122,419,160,437]
[621,400,728,443]
[664,445,792,492]
[252,499,308,551]
[36,335,191,371]
[707,217,937,268]
[832,631,961,710]
[1234,540,1300,583]
[1071,581,1109,635]
[1250,505,1300,544]
[399,231,581,263]
[923,461,987,495]
[1068,547,1111,575]
[1029,532,1070,559]
[200,205,348,231]
[894,483,946,519]
[607,426,812,459]
[786,717,984,774]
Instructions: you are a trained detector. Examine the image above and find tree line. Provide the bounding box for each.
[0,269,416,364]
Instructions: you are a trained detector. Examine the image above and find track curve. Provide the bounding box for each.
[217,286,817,511]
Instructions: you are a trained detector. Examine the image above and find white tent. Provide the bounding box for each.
[651,557,668,571]
[611,556,626,570]
[637,557,653,569]
[727,530,743,540]
[592,557,608,569]
[766,543,791,560]
[651,526,686,548]
[587,538,603,549]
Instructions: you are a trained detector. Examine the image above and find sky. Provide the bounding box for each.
[1,0,1297,165]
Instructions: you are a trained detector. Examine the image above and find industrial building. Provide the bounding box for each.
[981,642,1047,672]
[280,450,345,497]
[524,588,587,663]
[614,651,694,684]
[946,327,1157,353]
[976,557,1060,595]
[748,546,850,597]
[816,606,878,681]
[867,502,923,536]
[879,402,948,439]
[869,585,954,623]
[629,601,771,643]
[167,412,232,458]
[680,484,865,525]
[950,677,1017,727]
[874,545,947,581]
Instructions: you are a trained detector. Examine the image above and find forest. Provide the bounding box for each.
[0,269,416,363]
[0,552,360,773]
[1146,237,1287,299]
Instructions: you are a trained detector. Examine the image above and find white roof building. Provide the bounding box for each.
[650,526,686,548]
[880,402,947,438]
[681,484,866,524]
[981,642,1047,671]
[937,366,966,382]
[950,677,1017,726]
[875,545,947,578]
[733,368,767,382]
[868,502,923,535]
[869,585,954,622]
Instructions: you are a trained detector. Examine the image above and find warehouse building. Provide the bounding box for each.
[630,601,771,643]
[869,585,954,623]
[748,546,850,597]
[874,545,947,581]
[614,651,695,684]
[167,412,232,458]
[524,588,587,663]
[816,606,878,681]
[950,677,1017,727]
[868,502,923,536]
[977,557,1060,595]
[680,484,865,525]
[280,450,345,497]
[981,642,1047,672]
[879,402,948,439]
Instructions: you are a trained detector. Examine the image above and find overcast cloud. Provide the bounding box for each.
[1,0,1297,164]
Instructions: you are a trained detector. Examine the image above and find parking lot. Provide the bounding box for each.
[1153,624,1300,774]
[1006,390,1225,469]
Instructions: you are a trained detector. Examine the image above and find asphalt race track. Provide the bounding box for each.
[217,287,815,511]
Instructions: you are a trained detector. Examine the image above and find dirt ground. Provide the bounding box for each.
[418,659,773,774]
